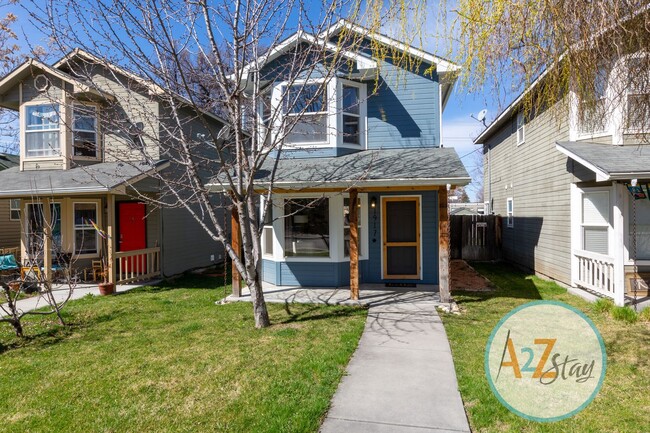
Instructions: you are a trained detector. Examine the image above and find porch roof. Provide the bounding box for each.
[208,147,470,191]
[0,160,169,197]
[556,141,650,181]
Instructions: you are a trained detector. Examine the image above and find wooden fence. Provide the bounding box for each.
[450,215,502,261]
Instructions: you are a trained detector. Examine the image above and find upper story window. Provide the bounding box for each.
[516,111,525,145]
[625,57,650,131]
[73,105,99,158]
[283,83,328,144]
[342,86,360,145]
[578,64,609,135]
[25,104,60,157]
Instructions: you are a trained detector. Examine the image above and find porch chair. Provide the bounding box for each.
[0,253,19,276]
[92,260,106,282]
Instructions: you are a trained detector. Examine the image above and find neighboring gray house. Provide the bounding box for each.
[475,53,650,306]
[0,153,21,250]
[0,50,226,283]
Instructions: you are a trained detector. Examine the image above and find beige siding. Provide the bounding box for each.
[485,101,577,285]
[0,199,21,248]
[577,135,612,144]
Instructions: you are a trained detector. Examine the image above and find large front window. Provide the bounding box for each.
[26,203,61,256]
[284,198,329,257]
[74,203,98,255]
[582,191,609,255]
[284,83,328,144]
[25,104,60,157]
[73,105,99,157]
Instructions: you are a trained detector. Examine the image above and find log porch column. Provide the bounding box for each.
[349,188,359,300]
[42,197,52,285]
[231,207,242,297]
[438,187,451,303]
[106,194,116,285]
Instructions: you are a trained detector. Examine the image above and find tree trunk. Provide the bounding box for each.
[10,318,23,338]
[248,272,271,328]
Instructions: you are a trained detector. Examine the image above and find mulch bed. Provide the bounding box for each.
[450,260,494,292]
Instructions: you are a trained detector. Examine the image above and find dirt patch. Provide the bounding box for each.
[451,260,494,292]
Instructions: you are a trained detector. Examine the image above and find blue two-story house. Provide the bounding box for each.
[221,21,470,292]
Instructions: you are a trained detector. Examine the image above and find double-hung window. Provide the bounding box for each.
[625,57,650,131]
[73,105,99,157]
[581,191,609,255]
[74,203,99,255]
[26,203,61,255]
[262,199,274,256]
[506,198,514,228]
[579,65,609,134]
[516,112,525,145]
[283,83,328,144]
[9,199,20,221]
[342,85,360,145]
[25,104,60,157]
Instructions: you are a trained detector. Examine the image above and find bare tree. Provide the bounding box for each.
[445,1,650,134]
[23,0,428,328]
[1,197,78,338]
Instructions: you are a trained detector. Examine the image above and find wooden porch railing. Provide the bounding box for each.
[114,247,161,284]
[574,249,616,299]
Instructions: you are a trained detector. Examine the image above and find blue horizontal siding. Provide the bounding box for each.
[261,259,369,286]
[272,147,361,159]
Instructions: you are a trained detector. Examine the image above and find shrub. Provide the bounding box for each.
[611,306,639,324]
[593,298,614,314]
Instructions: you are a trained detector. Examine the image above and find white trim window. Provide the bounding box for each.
[516,111,525,145]
[73,105,99,158]
[578,64,609,135]
[284,198,330,257]
[283,82,329,144]
[342,84,361,145]
[26,202,61,255]
[343,197,362,257]
[625,56,650,132]
[74,202,99,255]
[581,191,610,255]
[25,104,60,157]
[506,197,514,228]
[9,199,20,221]
[262,199,274,257]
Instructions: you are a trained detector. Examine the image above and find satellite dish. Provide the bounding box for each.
[477,109,488,122]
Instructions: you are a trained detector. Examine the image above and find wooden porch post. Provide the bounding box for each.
[349,189,359,300]
[231,207,242,297]
[42,197,52,285]
[106,194,116,285]
[439,187,451,303]
[612,181,626,306]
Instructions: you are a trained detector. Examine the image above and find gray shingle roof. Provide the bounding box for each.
[0,160,169,197]
[556,141,650,180]
[0,154,19,170]
[209,147,470,190]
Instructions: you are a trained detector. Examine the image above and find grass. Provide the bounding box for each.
[440,262,650,433]
[0,275,367,433]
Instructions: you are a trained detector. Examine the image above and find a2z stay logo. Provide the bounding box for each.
[497,330,556,381]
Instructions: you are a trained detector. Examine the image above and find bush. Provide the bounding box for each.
[639,307,650,323]
[593,298,614,314]
[611,306,639,324]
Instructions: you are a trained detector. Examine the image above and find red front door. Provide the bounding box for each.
[118,202,146,273]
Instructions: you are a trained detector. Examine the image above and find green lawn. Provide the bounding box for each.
[441,262,650,433]
[0,276,367,433]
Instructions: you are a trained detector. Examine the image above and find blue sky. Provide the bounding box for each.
[5,1,505,200]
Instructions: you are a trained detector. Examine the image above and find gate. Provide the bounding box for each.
[450,215,502,261]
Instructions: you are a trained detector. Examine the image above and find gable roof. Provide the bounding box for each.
[207,147,470,191]
[0,58,115,109]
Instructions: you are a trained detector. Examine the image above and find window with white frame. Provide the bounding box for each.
[483,201,490,215]
[25,104,60,157]
[262,199,274,256]
[283,83,328,144]
[578,64,609,134]
[344,197,362,257]
[628,196,650,260]
[258,91,273,148]
[506,198,514,228]
[284,198,330,257]
[73,105,99,158]
[516,111,525,145]
[342,85,361,145]
[625,57,650,131]
[581,191,609,255]
[9,199,20,221]
[26,203,61,255]
[74,202,99,255]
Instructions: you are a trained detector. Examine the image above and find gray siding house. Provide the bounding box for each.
[476,53,650,306]
[0,154,21,250]
[213,21,470,291]
[0,51,226,283]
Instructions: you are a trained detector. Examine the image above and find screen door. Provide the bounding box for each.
[382,197,420,279]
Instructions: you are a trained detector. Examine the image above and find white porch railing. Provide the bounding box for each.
[574,249,616,299]
[115,247,161,284]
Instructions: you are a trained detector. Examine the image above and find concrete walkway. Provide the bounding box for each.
[320,290,471,433]
[1,281,158,318]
